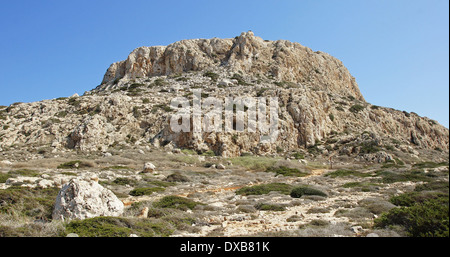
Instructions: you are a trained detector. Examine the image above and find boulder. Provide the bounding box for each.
[216,164,226,169]
[143,162,156,173]
[52,178,124,221]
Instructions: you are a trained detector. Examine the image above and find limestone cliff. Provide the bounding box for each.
[0,32,448,159]
[100,31,364,101]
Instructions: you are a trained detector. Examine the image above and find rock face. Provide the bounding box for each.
[0,31,448,158]
[143,162,156,173]
[100,31,363,101]
[52,179,124,221]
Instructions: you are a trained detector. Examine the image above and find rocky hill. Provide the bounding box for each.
[0,31,448,238]
[0,31,448,159]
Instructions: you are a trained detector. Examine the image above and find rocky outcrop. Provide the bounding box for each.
[52,178,124,221]
[0,32,448,158]
[100,31,363,101]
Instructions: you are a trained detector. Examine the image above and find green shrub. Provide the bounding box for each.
[413,162,449,169]
[227,156,278,171]
[112,177,136,186]
[0,173,11,183]
[390,191,447,207]
[57,160,92,169]
[254,203,285,211]
[342,182,382,192]
[292,152,304,159]
[163,172,190,183]
[203,71,219,82]
[290,186,327,198]
[201,150,216,157]
[153,196,204,211]
[152,78,167,87]
[329,113,335,122]
[129,187,165,196]
[132,106,142,118]
[0,186,60,220]
[8,169,40,177]
[181,149,198,155]
[349,104,365,113]
[152,104,173,113]
[374,196,449,237]
[235,183,293,196]
[359,141,381,154]
[414,181,449,192]
[325,169,371,178]
[375,170,432,184]
[231,73,249,85]
[265,166,308,177]
[65,216,173,237]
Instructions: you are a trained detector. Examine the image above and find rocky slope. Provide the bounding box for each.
[0,31,448,158]
[0,32,448,237]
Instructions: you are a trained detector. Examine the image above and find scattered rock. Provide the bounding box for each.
[52,178,124,221]
[216,164,226,169]
[143,162,156,173]
[351,225,363,233]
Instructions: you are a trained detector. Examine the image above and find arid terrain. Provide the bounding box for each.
[0,32,448,237]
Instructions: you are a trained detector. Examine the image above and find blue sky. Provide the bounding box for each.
[0,0,448,127]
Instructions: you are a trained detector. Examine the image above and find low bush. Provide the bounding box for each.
[325,169,371,178]
[374,196,449,237]
[129,187,165,196]
[163,172,190,182]
[227,156,278,171]
[8,169,40,177]
[265,166,308,177]
[57,160,93,169]
[0,186,60,220]
[290,186,327,198]
[349,104,365,113]
[112,177,136,186]
[254,203,285,211]
[375,170,432,184]
[390,191,447,207]
[65,216,173,237]
[203,71,219,82]
[153,196,204,211]
[235,183,293,196]
[412,162,449,169]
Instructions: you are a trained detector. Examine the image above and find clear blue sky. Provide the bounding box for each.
[0,0,448,127]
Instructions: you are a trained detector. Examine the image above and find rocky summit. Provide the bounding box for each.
[0,32,448,237]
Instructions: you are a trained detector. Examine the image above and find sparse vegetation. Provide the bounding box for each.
[349,104,365,113]
[374,196,449,237]
[153,196,204,211]
[235,183,293,196]
[227,156,278,171]
[163,172,190,182]
[65,216,173,237]
[325,169,372,178]
[0,186,60,220]
[265,166,309,177]
[329,113,335,122]
[290,186,327,198]
[255,203,286,211]
[57,160,93,169]
[374,170,432,184]
[129,187,165,196]
[203,71,219,82]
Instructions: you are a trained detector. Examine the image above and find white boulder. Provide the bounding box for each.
[52,178,124,221]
